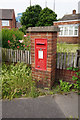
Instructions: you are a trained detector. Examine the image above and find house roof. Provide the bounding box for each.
[59,13,80,21]
[0,9,14,20]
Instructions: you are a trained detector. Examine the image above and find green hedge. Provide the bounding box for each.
[1,28,24,48]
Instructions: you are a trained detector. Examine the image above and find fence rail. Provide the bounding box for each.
[2,48,80,69]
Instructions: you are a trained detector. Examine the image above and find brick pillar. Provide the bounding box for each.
[27,26,59,89]
[78,25,80,44]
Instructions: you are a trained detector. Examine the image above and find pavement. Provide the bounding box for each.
[1,92,79,119]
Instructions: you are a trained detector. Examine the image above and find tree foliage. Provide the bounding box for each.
[21,5,57,28]
[20,5,42,28]
[36,7,57,26]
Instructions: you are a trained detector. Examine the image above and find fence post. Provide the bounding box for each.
[77,50,80,68]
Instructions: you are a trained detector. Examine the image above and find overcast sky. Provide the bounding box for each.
[0,0,80,19]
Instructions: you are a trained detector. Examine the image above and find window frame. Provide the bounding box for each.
[2,20,9,26]
[58,24,79,37]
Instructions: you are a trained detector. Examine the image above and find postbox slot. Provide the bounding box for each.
[36,43,45,45]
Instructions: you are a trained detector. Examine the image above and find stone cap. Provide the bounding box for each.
[27,26,60,33]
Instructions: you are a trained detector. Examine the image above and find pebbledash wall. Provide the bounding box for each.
[27,26,59,88]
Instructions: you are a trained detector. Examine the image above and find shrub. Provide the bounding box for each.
[2,28,24,48]
[19,25,26,34]
[1,63,39,99]
[8,34,31,51]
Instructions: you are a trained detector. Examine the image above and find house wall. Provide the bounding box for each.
[54,21,80,44]
[11,10,16,28]
[57,37,78,44]
[0,11,16,30]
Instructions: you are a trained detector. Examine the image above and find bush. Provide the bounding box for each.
[19,26,26,34]
[2,28,24,48]
[1,63,39,99]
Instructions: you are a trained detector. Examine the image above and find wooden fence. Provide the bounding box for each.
[2,48,31,64]
[57,52,80,69]
[2,48,80,69]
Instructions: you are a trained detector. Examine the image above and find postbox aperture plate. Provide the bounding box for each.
[35,38,47,71]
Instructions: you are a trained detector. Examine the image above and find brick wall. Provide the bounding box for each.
[57,37,78,44]
[56,69,80,84]
[54,21,80,44]
[27,26,59,88]
[12,10,16,28]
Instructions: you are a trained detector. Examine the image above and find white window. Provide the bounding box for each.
[59,24,78,37]
[74,26,78,35]
[69,26,73,35]
[2,20,9,26]
[59,27,63,35]
[64,27,68,35]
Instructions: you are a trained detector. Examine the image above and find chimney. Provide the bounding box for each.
[73,9,76,14]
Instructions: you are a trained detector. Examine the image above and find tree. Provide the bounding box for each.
[20,5,42,28]
[36,7,57,26]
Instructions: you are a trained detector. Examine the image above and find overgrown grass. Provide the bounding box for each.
[1,63,79,100]
[1,63,45,100]
[57,43,79,53]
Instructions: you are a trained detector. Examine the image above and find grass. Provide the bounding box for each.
[57,43,79,53]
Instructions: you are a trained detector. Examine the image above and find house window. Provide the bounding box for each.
[59,24,78,37]
[69,26,73,35]
[74,26,78,35]
[2,20,9,26]
[64,27,68,35]
[59,27,63,35]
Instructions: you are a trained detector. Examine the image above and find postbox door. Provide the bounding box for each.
[35,39,47,71]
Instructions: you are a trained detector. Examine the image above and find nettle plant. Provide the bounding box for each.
[59,67,80,93]
[67,67,80,91]
[8,34,31,51]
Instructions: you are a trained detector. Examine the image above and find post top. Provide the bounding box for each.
[27,26,60,33]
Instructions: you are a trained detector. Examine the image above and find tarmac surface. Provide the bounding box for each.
[1,92,79,119]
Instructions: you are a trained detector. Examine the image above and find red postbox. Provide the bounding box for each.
[35,38,47,71]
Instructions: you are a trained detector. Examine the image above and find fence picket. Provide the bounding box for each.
[70,53,74,67]
[57,53,60,69]
[16,49,18,62]
[63,52,67,69]
[74,52,77,68]
[23,51,25,63]
[67,53,70,67]
[21,50,23,62]
[28,51,29,64]
[14,50,16,62]
[60,53,64,69]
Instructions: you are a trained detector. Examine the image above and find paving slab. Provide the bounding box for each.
[53,92,78,118]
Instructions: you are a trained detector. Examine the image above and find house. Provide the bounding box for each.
[0,9,16,30]
[53,10,80,44]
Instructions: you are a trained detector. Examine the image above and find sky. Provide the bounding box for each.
[0,0,80,19]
